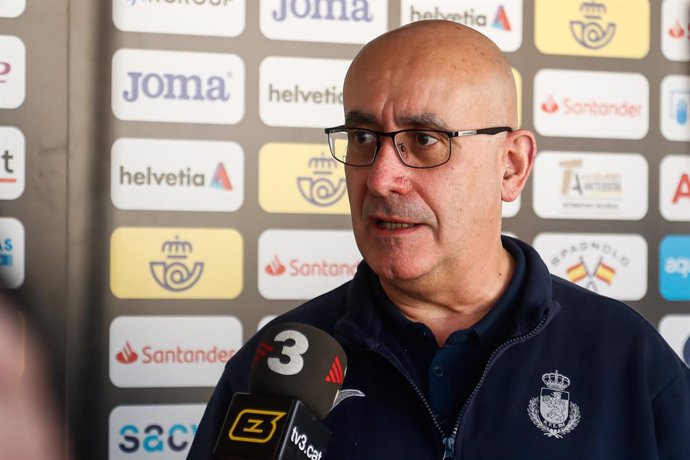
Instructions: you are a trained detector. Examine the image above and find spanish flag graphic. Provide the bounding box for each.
[566,261,587,283]
[595,260,616,285]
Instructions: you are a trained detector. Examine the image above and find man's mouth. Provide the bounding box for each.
[376,220,416,230]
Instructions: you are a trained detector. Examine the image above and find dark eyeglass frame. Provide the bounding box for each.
[324,125,513,169]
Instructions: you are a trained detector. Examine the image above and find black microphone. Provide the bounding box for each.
[213,323,347,460]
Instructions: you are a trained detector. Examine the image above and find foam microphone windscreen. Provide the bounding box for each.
[249,323,347,420]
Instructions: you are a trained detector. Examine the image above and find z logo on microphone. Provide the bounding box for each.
[228,409,286,443]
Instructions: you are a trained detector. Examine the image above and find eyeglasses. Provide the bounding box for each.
[324,126,513,169]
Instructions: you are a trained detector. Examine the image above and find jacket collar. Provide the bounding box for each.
[334,236,560,351]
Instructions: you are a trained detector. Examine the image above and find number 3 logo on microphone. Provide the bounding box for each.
[267,330,309,376]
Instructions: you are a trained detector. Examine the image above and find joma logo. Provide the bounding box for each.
[122,72,231,102]
[272,0,373,22]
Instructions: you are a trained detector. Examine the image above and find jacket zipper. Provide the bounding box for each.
[448,315,549,460]
[357,314,550,460]
[370,346,449,454]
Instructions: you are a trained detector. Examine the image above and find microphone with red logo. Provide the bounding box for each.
[213,323,347,460]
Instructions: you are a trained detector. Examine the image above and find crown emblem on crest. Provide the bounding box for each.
[308,152,339,172]
[161,235,193,256]
[580,1,607,17]
[528,369,581,439]
[542,371,570,391]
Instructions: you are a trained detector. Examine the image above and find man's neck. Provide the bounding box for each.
[379,246,516,346]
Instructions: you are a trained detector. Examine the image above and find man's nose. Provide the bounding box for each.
[365,136,411,195]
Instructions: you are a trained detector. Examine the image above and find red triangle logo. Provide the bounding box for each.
[324,355,344,385]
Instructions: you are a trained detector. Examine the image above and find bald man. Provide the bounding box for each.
[189,21,690,460]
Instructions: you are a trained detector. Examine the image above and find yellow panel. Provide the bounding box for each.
[512,67,522,128]
[535,0,649,58]
[259,143,350,215]
[110,227,243,299]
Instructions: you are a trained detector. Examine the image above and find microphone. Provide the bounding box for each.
[213,323,347,460]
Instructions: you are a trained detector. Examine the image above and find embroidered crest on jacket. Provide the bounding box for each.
[527,370,581,438]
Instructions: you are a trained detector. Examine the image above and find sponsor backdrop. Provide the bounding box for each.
[0,1,689,459]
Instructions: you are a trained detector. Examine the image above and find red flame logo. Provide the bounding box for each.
[669,20,685,39]
[541,94,559,114]
[265,255,286,276]
[116,342,138,364]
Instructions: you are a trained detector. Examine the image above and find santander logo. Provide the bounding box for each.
[265,255,286,276]
[669,19,686,39]
[116,342,139,364]
[541,94,559,113]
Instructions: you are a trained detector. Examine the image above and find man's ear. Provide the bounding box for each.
[500,129,536,202]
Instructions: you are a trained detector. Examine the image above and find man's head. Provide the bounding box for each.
[338,20,536,290]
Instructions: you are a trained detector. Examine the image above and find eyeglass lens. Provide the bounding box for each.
[328,129,451,168]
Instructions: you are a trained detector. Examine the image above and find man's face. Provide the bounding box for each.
[343,51,507,285]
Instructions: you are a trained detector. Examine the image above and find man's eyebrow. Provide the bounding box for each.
[398,113,450,131]
[344,111,451,131]
[345,111,377,126]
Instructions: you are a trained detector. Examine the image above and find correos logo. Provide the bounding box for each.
[535,0,649,58]
[660,155,690,221]
[0,35,25,109]
[113,0,245,37]
[259,143,349,215]
[533,151,648,220]
[109,227,243,299]
[111,138,244,212]
[109,316,243,388]
[260,56,349,128]
[533,233,648,301]
[109,404,205,459]
[400,0,523,52]
[660,236,690,301]
[259,0,387,44]
[258,229,362,299]
[111,49,245,125]
[534,69,649,139]
[0,0,25,17]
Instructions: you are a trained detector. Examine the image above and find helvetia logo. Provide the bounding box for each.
[210,163,232,190]
[673,173,690,204]
[265,255,286,276]
[492,5,511,31]
[116,342,139,364]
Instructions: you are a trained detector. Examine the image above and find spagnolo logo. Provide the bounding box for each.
[297,152,346,207]
[150,235,204,292]
[570,1,616,49]
[534,233,647,301]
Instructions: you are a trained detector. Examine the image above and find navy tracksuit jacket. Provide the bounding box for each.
[188,237,690,460]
